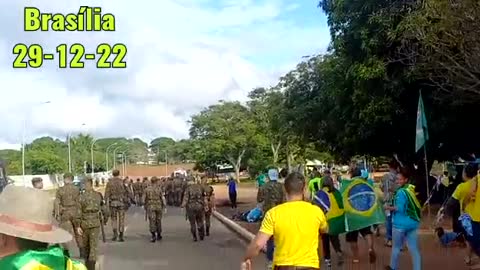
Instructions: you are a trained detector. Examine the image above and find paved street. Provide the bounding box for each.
[98,206,266,270]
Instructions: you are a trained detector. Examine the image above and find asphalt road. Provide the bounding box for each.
[98,206,267,270]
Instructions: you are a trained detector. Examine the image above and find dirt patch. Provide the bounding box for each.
[213,184,471,270]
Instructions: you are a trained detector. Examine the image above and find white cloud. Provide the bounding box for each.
[0,0,330,149]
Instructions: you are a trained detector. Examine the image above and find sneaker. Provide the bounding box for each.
[266,261,273,270]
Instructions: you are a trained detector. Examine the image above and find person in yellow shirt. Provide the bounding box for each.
[445,163,480,266]
[242,172,328,270]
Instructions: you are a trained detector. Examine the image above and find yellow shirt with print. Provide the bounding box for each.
[259,201,328,268]
[452,179,480,222]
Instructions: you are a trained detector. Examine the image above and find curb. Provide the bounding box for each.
[212,210,255,243]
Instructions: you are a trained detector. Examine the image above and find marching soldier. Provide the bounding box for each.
[54,172,83,257]
[201,175,215,236]
[181,178,208,241]
[133,178,143,206]
[143,176,167,242]
[173,177,183,206]
[165,178,174,206]
[105,169,133,242]
[77,176,108,270]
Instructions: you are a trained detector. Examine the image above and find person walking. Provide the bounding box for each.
[227,176,237,209]
[133,178,143,206]
[77,176,108,270]
[256,168,286,269]
[313,175,345,267]
[55,172,83,258]
[385,168,422,270]
[105,169,132,242]
[182,178,208,241]
[0,186,86,269]
[143,176,167,242]
[173,177,183,206]
[243,172,328,270]
[201,175,216,236]
[381,161,399,247]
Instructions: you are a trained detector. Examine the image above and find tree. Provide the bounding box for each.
[150,137,175,163]
[27,150,64,174]
[189,101,259,182]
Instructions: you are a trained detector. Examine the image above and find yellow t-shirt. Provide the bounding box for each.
[452,180,479,222]
[259,201,328,268]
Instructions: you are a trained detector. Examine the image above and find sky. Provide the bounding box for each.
[0,0,330,150]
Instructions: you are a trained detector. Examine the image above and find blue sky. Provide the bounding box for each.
[0,0,332,148]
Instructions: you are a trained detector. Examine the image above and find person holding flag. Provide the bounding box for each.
[312,175,345,267]
[385,168,422,270]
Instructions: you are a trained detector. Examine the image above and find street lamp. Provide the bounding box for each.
[105,142,118,171]
[22,100,51,186]
[68,123,86,172]
[90,138,99,177]
[113,145,129,169]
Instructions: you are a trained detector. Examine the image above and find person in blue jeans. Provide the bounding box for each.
[384,168,422,270]
[381,161,399,246]
[227,177,237,208]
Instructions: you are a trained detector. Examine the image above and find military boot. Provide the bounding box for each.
[156,230,162,241]
[86,260,96,270]
[206,226,210,236]
[198,228,205,241]
[150,232,156,243]
[111,229,118,241]
[118,232,125,242]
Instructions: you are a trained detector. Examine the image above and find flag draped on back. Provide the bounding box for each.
[415,91,429,152]
[0,245,86,270]
[340,178,385,232]
[313,188,346,235]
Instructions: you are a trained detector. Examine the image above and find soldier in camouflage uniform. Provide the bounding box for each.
[173,177,183,206]
[256,168,286,268]
[165,178,174,206]
[78,176,108,270]
[201,176,215,236]
[143,176,167,242]
[133,178,143,206]
[55,172,83,257]
[181,178,208,241]
[105,169,133,242]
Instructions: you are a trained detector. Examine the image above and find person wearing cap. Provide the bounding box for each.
[54,172,83,258]
[227,176,238,209]
[31,177,43,189]
[256,168,286,269]
[0,185,87,269]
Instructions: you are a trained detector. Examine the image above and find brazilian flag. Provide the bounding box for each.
[0,245,86,270]
[313,188,346,235]
[340,178,385,232]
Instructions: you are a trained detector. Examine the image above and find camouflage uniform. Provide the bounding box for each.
[182,182,207,241]
[257,181,286,213]
[165,179,174,206]
[79,188,108,269]
[133,180,143,206]
[55,182,83,255]
[143,178,166,242]
[173,178,183,206]
[202,183,215,236]
[104,177,132,241]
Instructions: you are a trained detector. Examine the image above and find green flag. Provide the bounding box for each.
[415,92,429,152]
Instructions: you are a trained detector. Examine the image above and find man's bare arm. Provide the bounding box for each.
[243,232,271,262]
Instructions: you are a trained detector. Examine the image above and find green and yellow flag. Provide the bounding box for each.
[313,188,346,235]
[340,178,385,232]
[0,245,86,270]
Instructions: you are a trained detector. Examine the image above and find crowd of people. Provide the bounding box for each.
[0,169,217,270]
[242,162,479,270]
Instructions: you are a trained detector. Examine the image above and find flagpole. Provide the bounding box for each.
[423,144,431,218]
